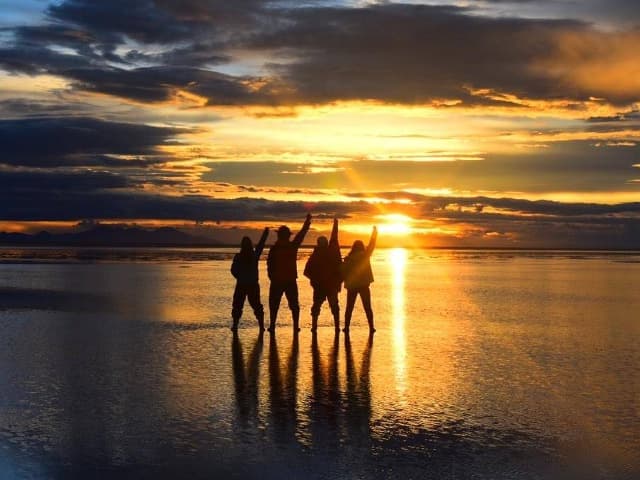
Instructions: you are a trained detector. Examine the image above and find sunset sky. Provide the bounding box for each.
[1,0,639,247]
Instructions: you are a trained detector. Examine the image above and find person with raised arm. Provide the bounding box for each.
[304,217,342,332]
[267,213,312,332]
[230,227,269,331]
[341,226,377,333]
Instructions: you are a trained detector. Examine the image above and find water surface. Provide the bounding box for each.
[1,248,639,479]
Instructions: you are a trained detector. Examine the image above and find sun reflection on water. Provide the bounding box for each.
[389,248,408,403]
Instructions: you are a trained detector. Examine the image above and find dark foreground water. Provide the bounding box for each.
[1,248,639,479]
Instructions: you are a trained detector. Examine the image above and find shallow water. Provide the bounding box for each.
[0,248,639,479]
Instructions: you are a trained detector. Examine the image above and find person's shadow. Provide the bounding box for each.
[309,332,341,451]
[268,333,299,445]
[344,332,374,448]
[231,331,264,430]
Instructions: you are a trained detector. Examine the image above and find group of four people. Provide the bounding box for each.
[231,214,377,333]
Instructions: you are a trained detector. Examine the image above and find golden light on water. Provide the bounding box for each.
[389,247,408,402]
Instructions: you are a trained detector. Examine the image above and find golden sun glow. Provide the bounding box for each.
[377,214,413,236]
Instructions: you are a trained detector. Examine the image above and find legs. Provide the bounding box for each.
[343,287,374,332]
[310,287,340,331]
[327,290,340,331]
[310,287,326,331]
[246,283,265,330]
[231,283,247,330]
[343,288,357,332]
[360,286,375,332]
[268,282,284,331]
[233,283,265,331]
[283,282,300,331]
[269,282,300,332]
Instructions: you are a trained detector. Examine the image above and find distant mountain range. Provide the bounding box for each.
[0,225,222,247]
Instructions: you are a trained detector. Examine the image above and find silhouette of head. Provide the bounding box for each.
[240,236,253,253]
[316,236,328,248]
[351,240,365,253]
[277,225,291,240]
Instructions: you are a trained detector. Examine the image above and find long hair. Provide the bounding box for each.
[239,236,254,258]
[348,240,365,256]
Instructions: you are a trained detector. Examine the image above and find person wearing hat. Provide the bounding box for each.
[267,213,312,332]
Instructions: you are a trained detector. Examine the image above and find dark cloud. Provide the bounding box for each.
[3,1,639,106]
[0,41,91,75]
[0,186,359,222]
[1,179,638,247]
[254,4,585,105]
[0,169,132,192]
[124,44,230,68]
[63,66,271,104]
[0,27,272,105]
[48,0,196,44]
[0,117,192,167]
[0,98,89,117]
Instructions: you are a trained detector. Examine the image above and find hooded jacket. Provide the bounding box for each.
[304,219,342,291]
[231,228,268,284]
[342,227,377,290]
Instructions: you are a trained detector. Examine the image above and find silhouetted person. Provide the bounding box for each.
[267,213,312,332]
[231,227,269,331]
[304,218,342,332]
[342,226,377,333]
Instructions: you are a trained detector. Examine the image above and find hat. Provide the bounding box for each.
[277,225,291,236]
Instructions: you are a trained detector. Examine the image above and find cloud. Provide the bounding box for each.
[0,169,132,192]
[64,66,272,105]
[0,117,193,167]
[2,181,638,247]
[204,140,640,193]
[48,0,197,44]
[3,1,640,107]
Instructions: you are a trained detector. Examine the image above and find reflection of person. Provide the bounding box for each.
[304,218,342,332]
[310,331,340,446]
[268,334,299,445]
[231,331,263,426]
[344,332,374,445]
[341,226,377,333]
[230,227,269,331]
[267,214,312,332]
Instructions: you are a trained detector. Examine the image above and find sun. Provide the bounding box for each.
[377,214,413,236]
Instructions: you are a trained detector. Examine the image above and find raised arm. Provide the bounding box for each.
[329,217,339,249]
[292,213,312,248]
[365,226,377,256]
[255,227,269,258]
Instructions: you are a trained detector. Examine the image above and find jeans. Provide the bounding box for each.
[269,281,300,329]
[232,282,264,327]
[344,286,374,330]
